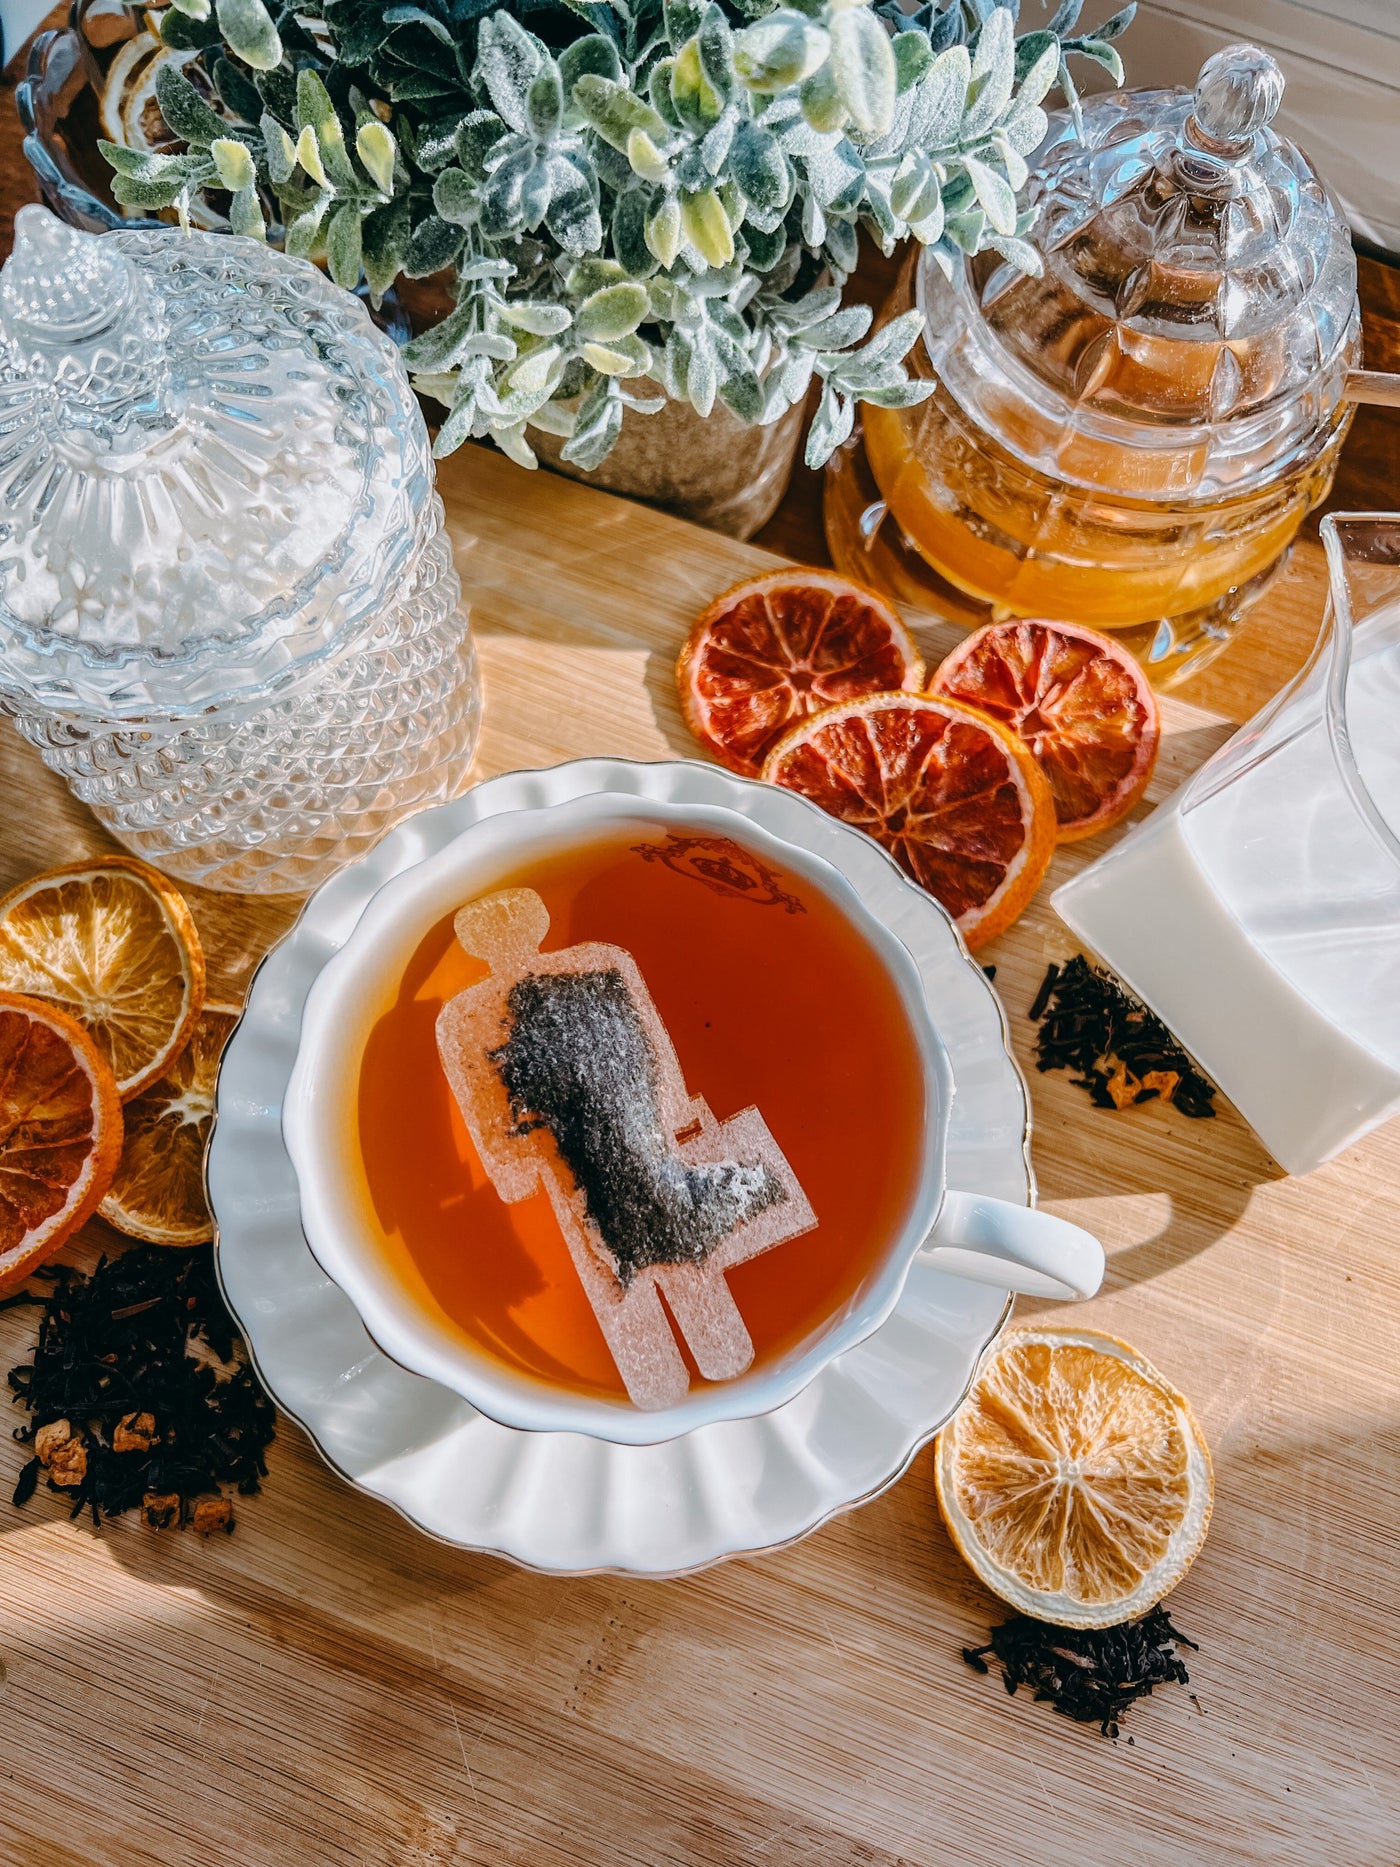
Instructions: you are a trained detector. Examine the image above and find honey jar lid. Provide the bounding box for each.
[919,43,1361,495]
[977,44,1359,423]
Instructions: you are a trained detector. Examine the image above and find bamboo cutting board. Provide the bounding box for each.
[0,444,1397,1867]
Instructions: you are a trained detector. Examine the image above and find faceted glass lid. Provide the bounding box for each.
[965,43,1360,425]
[0,210,419,717]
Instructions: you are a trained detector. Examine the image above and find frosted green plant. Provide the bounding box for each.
[102,0,1133,469]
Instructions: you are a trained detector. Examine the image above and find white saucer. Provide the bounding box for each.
[209,760,1032,1575]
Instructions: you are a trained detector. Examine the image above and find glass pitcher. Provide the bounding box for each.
[1052,513,1400,1174]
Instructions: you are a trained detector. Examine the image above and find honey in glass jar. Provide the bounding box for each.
[826,45,1361,685]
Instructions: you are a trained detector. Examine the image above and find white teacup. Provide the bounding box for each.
[284,778,1103,1445]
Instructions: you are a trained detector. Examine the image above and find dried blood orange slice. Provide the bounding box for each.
[935,1329,1213,1628]
[762,692,1055,948]
[100,1003,239,1247]
[930,620,1160,842]
[0,992,123,1295]
[0,857,205,1101]
[678,569,924,778]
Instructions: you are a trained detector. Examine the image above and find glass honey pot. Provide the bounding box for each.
[826,44,1363,685]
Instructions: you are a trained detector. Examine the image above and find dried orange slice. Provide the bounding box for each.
[678,569,925,778]
[100,1002,238,1246]
[0,992,123,1295]
[0,857,205,1102]
[761,692,1055,948]
[936,1329,1213,1628]
[930,621,1160,842]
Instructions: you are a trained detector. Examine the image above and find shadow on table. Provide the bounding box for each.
[1019,1100,1283,1309]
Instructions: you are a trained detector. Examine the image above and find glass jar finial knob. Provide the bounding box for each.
[1190,43,1284,150]
[0,205,136,345]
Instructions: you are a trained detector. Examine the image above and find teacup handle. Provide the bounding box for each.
[921,1190,1104,1301]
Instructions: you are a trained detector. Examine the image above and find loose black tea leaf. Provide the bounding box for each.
[5,1244,275,1532]
[1029,956,1217,1119]
[963,1605,1200,1739]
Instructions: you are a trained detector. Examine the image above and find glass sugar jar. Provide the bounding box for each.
[825,45,1362,686]
[0,206,480,894]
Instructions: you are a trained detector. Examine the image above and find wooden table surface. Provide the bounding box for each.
[2,30,1400,1867]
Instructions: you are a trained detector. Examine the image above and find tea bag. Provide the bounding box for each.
[436,888,817,1409]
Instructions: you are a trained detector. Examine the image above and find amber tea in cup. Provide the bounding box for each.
[352,823,928,1401]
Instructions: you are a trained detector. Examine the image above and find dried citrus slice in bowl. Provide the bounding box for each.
[0,992,123,1295]
[935,1328,1213,1628]
[100,1002,239,1246]
[678,569,925,778]
[0,857,205,1101]
[761,692,1056,948]
[930,620,1160,842]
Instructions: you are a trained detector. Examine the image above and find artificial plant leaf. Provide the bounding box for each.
[575,281,649,343]
[962,153,1017,235]
[892,30,933,93]
[158,4,222,47]
[671,35,726,128]
[961,3,1014,138]
[828,3,897,137]
[697,5,736,108]
[543,155,603,254]
[261,112,297,183]
[733,10,829,92]
[527,61,564,143]
[433,166,479,224]
[681,187,734,266]
[155,65,229,149]
[362,196,412,298]
[110,171,189,208]
[804,379,854,467]
[455,110,508,177]
[740,220,787,270]
[499,301,573,335]
[297,70,359,189]
[98,141,178,179]
[404,212,468,275]
[356,119,398,193]
[795,301,872,349]
[475,10,543,135]
[211,55,263,126]
[225,182,265,238]
[559,33,623,100]
[294,124,328,188]
[612,189,660,277]
[215,0,282,71]
[627,129,670,183]
[284,196,329,259]
[210,137,256,192]
[727,122,789,214]
[798,64,847,135]
[912,43,971,151]
[645,194,683,268]
[572,75,669,152]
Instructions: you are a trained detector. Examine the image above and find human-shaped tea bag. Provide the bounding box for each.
[436,888,817,1410]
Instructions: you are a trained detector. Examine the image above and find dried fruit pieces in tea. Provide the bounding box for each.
[6,1243,274,1531]
[962,1605,1200,1740]
[1029,956,1217,1118]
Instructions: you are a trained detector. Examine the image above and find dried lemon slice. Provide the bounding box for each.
[100,1003,237,1246]
[0,857,205,1101]
[935,1328,1213,1628]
